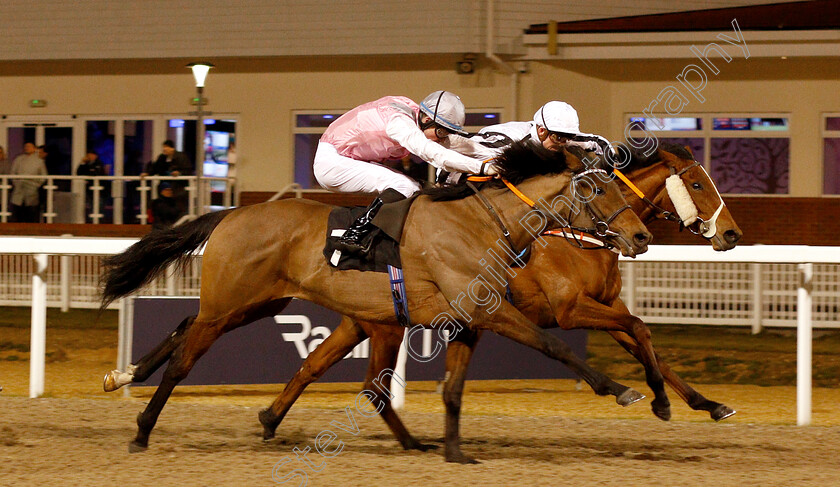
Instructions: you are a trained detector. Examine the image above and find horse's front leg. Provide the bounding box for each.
[606,329,736,421]
[476,301,643,405]
[441,328,482,464]
[565,297,670,420]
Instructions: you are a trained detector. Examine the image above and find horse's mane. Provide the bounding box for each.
[423,141,571,202]
[614,142,695,173]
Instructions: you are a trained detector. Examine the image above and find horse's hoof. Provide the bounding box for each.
[128,440,148,453]
[104,369,133,392]
[712,405,736,422]
[445,451,481,464]
[405,441,439,452]
[616,389,645,407]
[258,409,278,440]
[652,404,672,421]
[103,370,121,392]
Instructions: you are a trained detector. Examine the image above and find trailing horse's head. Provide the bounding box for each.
[615,143,743,251]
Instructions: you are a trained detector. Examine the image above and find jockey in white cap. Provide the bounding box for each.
[314,91,496,256]
[438,101,612,185]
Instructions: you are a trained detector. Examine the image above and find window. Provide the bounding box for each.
[823,115,840,195]
[627,114,790,195]
[292,110,502,190]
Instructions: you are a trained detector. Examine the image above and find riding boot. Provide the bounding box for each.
[334,197,386,256]
[335,188,406,257]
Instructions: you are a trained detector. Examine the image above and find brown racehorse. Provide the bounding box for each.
[250,143,743,463]
[100,143,652,452]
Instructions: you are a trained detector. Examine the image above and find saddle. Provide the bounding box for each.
[323,196,417,272]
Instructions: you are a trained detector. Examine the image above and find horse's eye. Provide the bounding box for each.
[595,186,606,195]
[691,182,703,191]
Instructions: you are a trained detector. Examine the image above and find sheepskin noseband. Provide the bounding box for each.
[665,174,698,226]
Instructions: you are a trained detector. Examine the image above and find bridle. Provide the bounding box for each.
[560,168,632,250]
[613,158,725,239]
[466,168,633,255]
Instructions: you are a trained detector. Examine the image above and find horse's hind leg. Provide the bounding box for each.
[442,328,481,464]
[104,316,195,392]
[130,318,225,452]
[359,323,436,452]
[260,316,368,440]
[606,330,736,421]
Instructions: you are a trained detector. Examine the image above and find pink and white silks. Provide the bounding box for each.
[314,96,486,197]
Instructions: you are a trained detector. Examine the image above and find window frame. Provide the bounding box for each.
[625,112,791,197]
[821,112,840,198]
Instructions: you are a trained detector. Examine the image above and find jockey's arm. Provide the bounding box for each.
[444,134,499,160]
[385,115,486,175]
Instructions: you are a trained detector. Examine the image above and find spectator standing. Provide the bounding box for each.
[143,140,192,215]
[10,142,47,222]
[77,150,107,221]
[150,183,181,230]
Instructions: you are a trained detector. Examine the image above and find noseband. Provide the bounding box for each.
[614,158,725,239]
[554,168,631,251]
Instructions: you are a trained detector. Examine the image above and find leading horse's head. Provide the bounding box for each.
[616,143,742,251]
[491,142,652,257]
[561,146,651,257]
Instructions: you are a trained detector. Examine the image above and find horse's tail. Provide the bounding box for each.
[100,209,234,308]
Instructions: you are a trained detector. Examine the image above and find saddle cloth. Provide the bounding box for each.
[323,196,416,272]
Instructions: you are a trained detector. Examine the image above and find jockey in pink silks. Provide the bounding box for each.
[313,91,497,256]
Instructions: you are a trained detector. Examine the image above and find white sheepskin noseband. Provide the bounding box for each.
[665,175,698,225]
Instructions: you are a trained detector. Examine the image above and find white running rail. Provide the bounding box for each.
[1,238,838,425]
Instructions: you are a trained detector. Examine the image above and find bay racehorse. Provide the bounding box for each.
[246,143,743,463]
[101,143,652,452]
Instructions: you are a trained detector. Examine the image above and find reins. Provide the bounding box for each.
[612,167,681,224]
[466,168,629,255]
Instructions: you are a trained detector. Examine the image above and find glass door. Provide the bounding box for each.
[2,120,81,223]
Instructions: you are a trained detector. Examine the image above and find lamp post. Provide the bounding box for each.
[187,62,214,216]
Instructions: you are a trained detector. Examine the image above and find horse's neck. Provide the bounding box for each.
[621,164,671,224]
[488,174,573,250]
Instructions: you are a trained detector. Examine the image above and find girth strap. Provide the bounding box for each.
[388,265,411,327]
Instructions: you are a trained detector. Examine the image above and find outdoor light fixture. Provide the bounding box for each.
[188,62,214,87]
[187,62,214,215]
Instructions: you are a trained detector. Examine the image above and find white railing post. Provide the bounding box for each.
[43,178,57,223]
[0,176,10,223]
[30,254,48,398]
[118,297,134,398]
[166,263,177,296]
[393,328,408,411]
[751,263,763,334]
[625,262,636,315]
[60,255,71,312]
[796,263,813,426]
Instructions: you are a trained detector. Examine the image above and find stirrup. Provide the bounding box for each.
[334,237,373,256]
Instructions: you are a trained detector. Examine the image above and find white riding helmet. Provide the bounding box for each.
[533,101,581,136]
[419,91,469,135]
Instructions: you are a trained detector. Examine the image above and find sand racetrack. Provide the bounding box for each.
[3,388,840,487]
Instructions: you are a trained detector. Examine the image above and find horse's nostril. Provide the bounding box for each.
[724,229,741,244]
[634,232,651,246]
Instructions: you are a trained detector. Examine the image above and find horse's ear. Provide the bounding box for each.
[684,145,694,157]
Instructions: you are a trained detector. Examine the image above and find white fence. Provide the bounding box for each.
[2,249,838,331]
[1,237,838,426]
[0,174,235,224]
